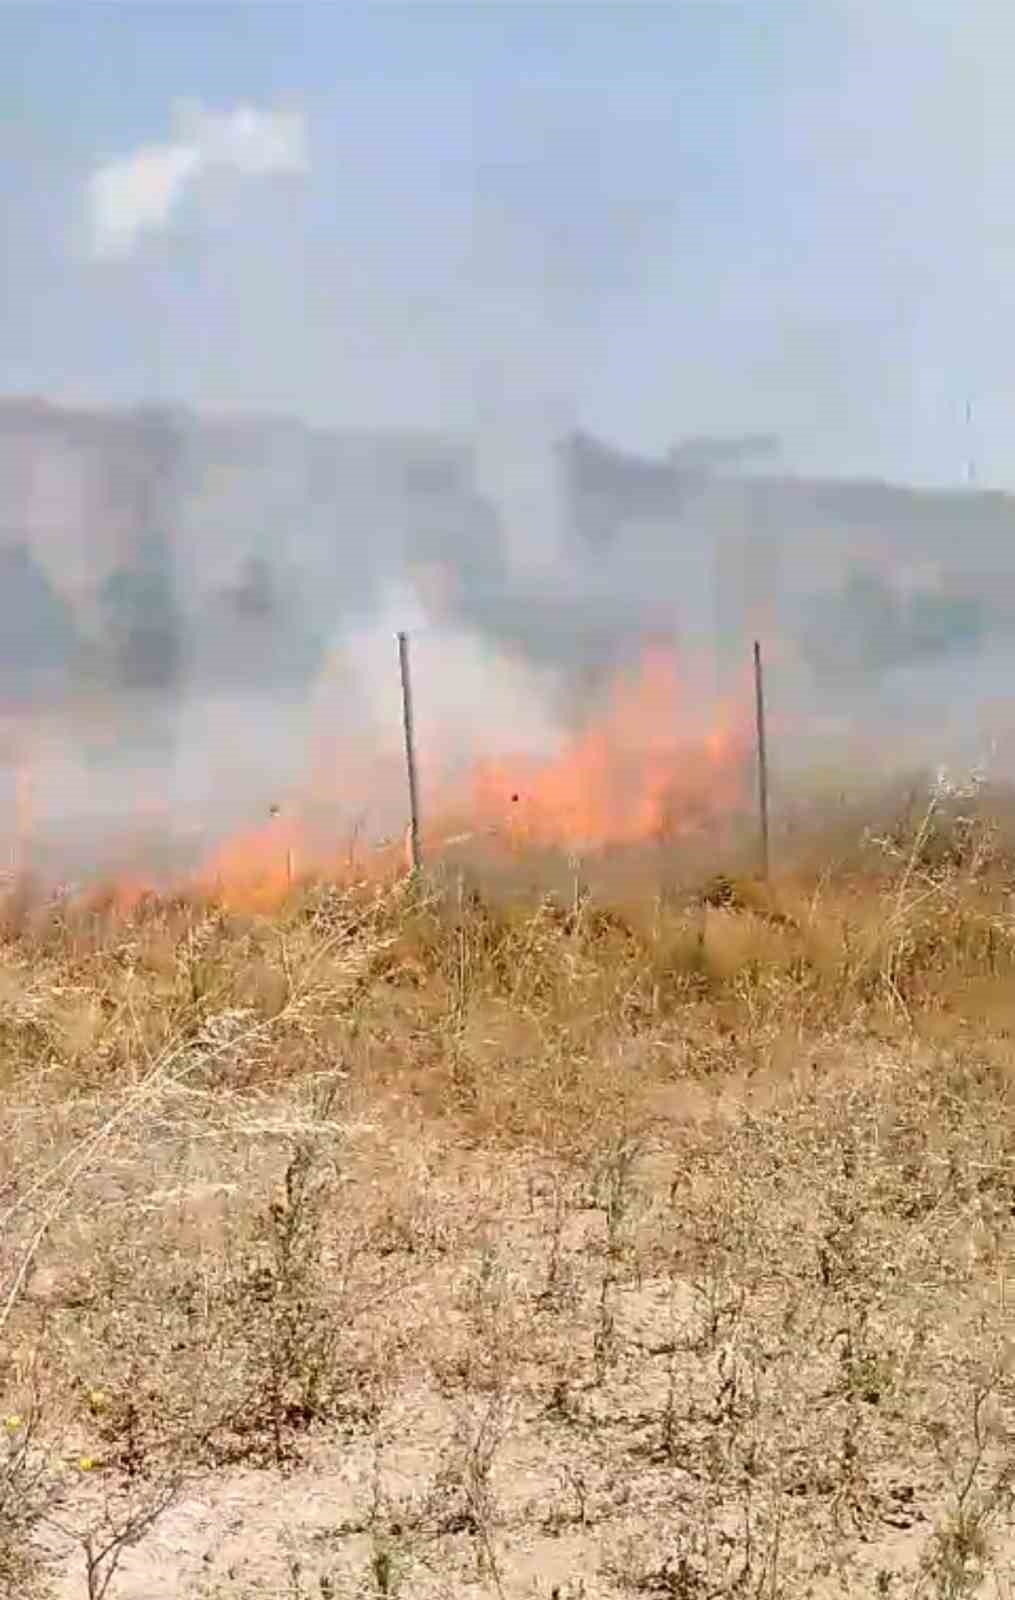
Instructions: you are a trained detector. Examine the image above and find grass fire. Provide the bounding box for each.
[9,2,1015,1587]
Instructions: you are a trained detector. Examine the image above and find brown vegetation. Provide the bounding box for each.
[5,774,1015,1596]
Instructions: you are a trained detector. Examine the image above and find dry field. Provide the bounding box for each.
[6,775,1015,1597]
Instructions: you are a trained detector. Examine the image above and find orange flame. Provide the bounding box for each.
[199,814,301,914]
[0,642,755,918]
[195,808,410,913]
[156,644,753,910]
[471,645,750,853]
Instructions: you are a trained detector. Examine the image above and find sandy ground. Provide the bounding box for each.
[16,1049,1015,1600]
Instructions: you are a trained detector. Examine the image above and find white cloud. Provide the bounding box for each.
[88,143,203,261]
[174,102,308,178]
[85,102,308,261]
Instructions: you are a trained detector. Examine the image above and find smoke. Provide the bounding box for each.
[5,392,1015,889]
[8,5,1015,886]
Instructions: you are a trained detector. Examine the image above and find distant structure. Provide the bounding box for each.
[555,426,1014,698]
[0,399,1012,724]
[0,400,487,703]
[556,428,780,553]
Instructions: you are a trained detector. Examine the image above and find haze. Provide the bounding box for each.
[1,2,1013,884]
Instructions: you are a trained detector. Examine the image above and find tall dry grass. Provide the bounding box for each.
[4,772,1015,1594]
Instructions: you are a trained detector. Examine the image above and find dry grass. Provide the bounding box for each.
[6,774,1015,1595]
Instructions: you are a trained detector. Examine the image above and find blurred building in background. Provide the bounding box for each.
[2,398,1015,723]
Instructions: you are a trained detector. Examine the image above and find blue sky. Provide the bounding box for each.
[2,2,1013,488]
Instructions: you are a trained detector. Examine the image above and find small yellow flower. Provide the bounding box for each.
[4,1416,22,1431]
[78,1456,96,1472]
[86,1390,108,1414]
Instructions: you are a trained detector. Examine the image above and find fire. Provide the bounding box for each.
[199,814,301,914]
[0,642,755,917]
[471,645,750,853]
[196,806,411,913]
[194,643,747,909]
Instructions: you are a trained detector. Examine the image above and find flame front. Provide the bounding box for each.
[472,645,750,852]
[0,643,754,915]
[196,645,750,908]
